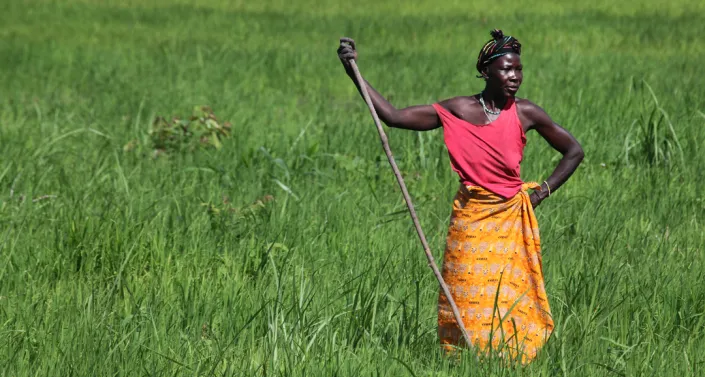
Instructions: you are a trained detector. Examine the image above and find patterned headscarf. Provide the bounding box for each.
[476,29,522,76]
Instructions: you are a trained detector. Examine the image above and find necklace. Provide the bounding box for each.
[479,92,501,116]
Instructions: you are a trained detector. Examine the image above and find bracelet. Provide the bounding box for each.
[543,181,551,197]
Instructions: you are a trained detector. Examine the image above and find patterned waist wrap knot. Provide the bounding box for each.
[437,182,553,364]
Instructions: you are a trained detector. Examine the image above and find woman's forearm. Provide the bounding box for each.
[542,147,584,197]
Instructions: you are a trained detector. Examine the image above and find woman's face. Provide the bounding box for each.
[484,53,523,97]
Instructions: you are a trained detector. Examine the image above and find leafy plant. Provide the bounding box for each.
[144,105,232,157]
[202,194,274,233]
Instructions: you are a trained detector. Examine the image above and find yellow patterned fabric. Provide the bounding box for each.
[437,183,553,364]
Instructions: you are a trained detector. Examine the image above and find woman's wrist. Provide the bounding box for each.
[539,181,551,200]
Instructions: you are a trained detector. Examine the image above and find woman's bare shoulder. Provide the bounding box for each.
[514,97,556,130]
[438,95,479,113]
[515,97,544,112]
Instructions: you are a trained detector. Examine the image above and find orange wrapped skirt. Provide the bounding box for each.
[437,183,554,364]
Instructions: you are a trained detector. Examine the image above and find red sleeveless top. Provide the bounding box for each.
[432,98,527,199]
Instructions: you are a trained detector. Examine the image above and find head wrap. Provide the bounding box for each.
[476,29,522,76]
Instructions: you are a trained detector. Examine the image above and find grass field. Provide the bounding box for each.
[2,0,705,375]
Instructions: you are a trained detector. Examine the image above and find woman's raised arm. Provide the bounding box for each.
[338,38,441,131]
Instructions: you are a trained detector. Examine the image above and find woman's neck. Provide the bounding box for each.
[481,88,508,111]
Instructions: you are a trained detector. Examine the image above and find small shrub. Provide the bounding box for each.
[126,105,232,157]
[202,194,274,233]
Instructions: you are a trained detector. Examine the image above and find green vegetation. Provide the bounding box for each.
[1,0,704,375]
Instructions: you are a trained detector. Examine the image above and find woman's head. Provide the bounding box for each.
[476,29,523,97]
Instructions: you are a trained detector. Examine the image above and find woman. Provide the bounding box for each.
[337,30,584,363]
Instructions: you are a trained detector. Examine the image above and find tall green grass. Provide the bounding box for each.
[1,0,705,375]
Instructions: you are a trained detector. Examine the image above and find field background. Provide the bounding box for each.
[2,0,705,375]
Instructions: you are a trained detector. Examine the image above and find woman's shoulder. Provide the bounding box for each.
[514,97,555,130]
[514,97,545,112]
[437,95,480,114]
[514,97,549,117]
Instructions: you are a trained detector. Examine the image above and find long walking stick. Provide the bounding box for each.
[348,59,473,349]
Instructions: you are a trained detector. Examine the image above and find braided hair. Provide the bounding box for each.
[476,29,522,77]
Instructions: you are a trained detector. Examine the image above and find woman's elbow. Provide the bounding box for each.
[571,145,585,163]
[383,111,409,129]
[386,111,404,128]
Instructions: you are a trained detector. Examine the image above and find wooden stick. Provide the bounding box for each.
[348,59,472,349]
